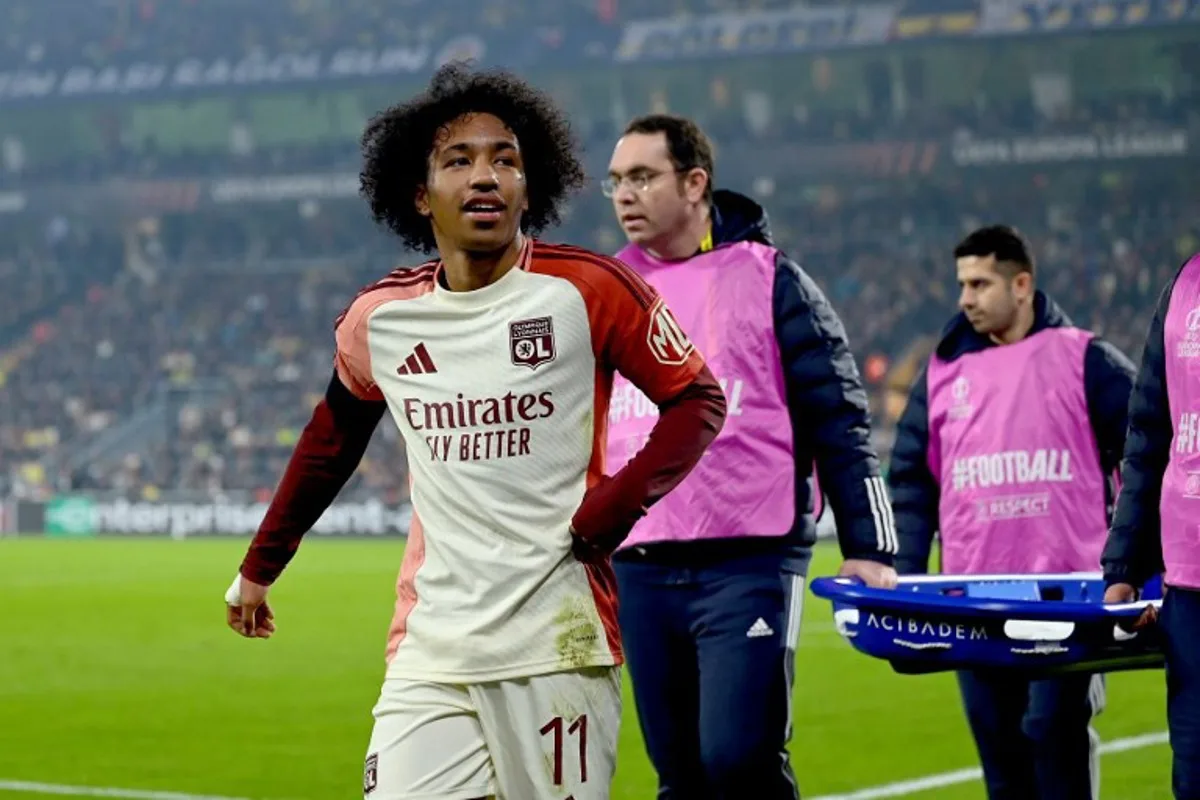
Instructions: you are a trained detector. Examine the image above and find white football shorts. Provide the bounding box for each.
[363,666,621,800]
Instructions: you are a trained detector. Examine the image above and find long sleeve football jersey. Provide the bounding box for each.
[243,238,725,682]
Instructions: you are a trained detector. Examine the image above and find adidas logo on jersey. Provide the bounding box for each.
[746,618,774,638]
[397,343,437,376]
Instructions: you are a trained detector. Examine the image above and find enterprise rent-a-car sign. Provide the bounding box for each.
[41,496,410,538]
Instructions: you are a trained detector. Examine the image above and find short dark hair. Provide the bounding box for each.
[623,114,715,204]
[360,63,586,253]
[953,225,1035,279]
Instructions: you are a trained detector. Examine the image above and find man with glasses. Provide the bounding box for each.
[602,113,898,799]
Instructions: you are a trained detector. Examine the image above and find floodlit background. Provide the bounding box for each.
[0,0,1195,797]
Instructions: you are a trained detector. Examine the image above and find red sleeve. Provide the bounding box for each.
[240,269,433,584]
[530,245,727,549]
[239,373,384,585]
[571,365,726,548]
[603,288,706,404]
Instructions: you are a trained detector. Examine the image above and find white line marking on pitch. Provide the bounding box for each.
[810,731,1168,800]
[0,731,1169,800]
[0,782,258,800]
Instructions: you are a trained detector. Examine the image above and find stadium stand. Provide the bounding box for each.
[1,0,1197,504]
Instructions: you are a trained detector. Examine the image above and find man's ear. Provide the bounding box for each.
[683,167,709,205]
[1013,271,1034,300]
[415,184,430,218]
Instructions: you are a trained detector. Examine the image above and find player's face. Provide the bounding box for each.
[956,255,1030,335]
[607,132,705,250]
[417,112,529,254]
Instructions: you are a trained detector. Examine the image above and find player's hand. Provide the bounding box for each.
[838,559,899,589]
[1104,582,1159,631]
[224,574,276,639]
[569,525,615,564]
[569,476,634,560]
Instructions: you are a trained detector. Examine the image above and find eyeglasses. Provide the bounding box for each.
[600,169,681,198]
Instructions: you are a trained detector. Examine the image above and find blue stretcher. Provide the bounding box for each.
[808,573,1165,676]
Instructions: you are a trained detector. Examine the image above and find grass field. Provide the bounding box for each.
[0,538,1174,799]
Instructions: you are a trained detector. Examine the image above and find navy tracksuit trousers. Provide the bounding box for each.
[956,669,1104,799]
[613,549,810,800]
[955,586,1200,800]
[1164,586,1200,799]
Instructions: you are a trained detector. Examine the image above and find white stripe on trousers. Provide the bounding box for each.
[781,571,806,799]
[865,476,899,554]
[782,571,806,740]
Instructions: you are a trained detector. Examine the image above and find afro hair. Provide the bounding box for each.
[359,62,588,254]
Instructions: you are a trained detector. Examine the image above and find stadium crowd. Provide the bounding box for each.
[3,162,1194,501]
[0,86,1191,189]
[0,0,623,73]
[1,0,1197,503]
[0,0,826,73]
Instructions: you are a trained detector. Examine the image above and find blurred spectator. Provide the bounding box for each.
[0,0,1197,498]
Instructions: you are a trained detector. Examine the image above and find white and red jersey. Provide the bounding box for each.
[333,238,706,682]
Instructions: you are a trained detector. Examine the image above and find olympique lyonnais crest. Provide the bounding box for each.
[510,316,557,370]
[364,752,379,795]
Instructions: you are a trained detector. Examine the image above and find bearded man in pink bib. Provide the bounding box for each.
[888,226,1136,800]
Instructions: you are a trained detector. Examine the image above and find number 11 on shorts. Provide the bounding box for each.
[540,714,587,787]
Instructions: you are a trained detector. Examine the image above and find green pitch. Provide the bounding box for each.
[0,538,1172,799]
